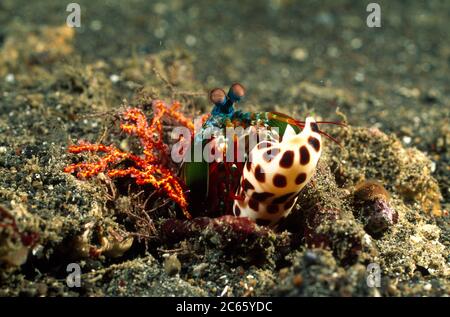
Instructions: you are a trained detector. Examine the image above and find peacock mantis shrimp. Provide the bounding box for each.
[65,83,343,233]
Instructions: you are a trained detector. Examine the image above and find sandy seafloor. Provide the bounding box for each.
[0,0,448,296]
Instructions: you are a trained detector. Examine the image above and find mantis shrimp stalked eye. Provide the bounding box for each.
[233,117,322,227]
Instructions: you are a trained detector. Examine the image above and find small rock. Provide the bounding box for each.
[291,48,308,61]
[327,46,340,58]
[353,181,398,237]
[164,254,181,276]
[292,274,303,287]
[430,161,436,173]
[303,250,319,266]
[32,180,43,189]
[36,283,48,296]
[192,262,208,277]
[5,74,15,83]
[410,235,422,244]
[402,136,412,145]
[185,35,197,47]
[354,72,365,82]
[0,246,29,266]
[90,20,102,31]
[350,38,362,49]
[109,74,120,83]
[362,234,372,247]
[364,199,398,235]
[398,87,420,98]
[279,267,289,279]
[418,224,440,240]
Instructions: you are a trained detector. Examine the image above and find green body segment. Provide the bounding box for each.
[180,137,210,216]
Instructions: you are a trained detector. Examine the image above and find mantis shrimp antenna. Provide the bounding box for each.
[268,111,346,146]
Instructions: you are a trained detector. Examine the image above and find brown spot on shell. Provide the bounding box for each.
[310,122,319,133]
[295,172,307,185]
[272,192,296,204]
[248,198,259,211]
[300,146,310,165]
[266,204,279,214]
[279,150,294,168]
[308,136,320,152]
[255,165,265,183]
[273,174,287,187]
[252,191,275,202]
